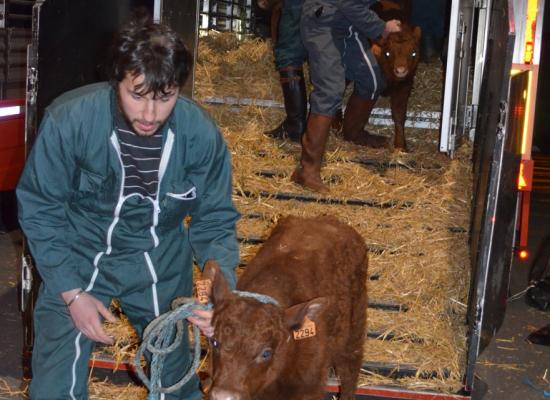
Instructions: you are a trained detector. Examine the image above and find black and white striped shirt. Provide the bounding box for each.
[115,110,163,199]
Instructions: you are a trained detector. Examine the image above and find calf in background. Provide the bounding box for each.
[204,215,368,400]
[343,1,421,151]
[373,22,421,151]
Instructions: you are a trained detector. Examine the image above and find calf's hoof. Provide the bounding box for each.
[291,168,330,194]
[344,131,388,148]
[394,139,408,152]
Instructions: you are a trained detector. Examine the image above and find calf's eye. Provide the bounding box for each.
[211,338,220,349]
[411,51,417,58]
[259,348,273,361]
[385,51,391,58]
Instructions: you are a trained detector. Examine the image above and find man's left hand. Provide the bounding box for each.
[187,308,214,337]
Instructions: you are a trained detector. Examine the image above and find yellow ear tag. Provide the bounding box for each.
[293,316,317,340]
[195,279,212,304]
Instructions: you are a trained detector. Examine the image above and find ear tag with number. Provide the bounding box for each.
[293,316,317,340]
[195,279,212,304]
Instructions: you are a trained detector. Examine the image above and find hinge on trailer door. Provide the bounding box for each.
[20,254,33,313]
[464,105,478,130]
[26,65,37,105]
[474,0,488,8]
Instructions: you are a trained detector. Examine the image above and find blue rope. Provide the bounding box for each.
[133,291,278,400]
[524,377,550,398]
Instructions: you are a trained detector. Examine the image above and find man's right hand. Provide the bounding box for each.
[61,289,117,345]
[383,19,402,38]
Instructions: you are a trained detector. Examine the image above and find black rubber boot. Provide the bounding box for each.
[265,66,307,142]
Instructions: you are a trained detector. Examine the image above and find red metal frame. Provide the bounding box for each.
[0,98,26,191]
[327,385,470,400]
[89,357,136,372]
[88,358,470,399]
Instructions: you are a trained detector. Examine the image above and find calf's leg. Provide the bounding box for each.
[390,83,413,151]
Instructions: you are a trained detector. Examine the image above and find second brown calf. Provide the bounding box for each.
[204,215,368,400]
[372,23,421,150]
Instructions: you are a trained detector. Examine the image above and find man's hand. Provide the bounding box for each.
[187,308,214,338]
[61,288,117,345]
[382,19,402,38]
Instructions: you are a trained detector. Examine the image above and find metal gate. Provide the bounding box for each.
[439,0,477,156]
[199,0,253,35]
[0,0,35,99]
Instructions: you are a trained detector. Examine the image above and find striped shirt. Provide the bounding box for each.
[115,110,163,199]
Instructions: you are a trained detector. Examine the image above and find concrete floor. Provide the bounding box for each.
[0,191,549,399]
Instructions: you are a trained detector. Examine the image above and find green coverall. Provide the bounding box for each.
[17,82,240,400]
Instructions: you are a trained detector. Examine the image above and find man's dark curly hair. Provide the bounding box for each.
[108,17,192,97]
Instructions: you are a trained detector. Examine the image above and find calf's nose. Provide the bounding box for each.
[394,66,409,78]
[210,387,241,400]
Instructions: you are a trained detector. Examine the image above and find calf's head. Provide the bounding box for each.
[374,25,421,82]
[203,262,326,400]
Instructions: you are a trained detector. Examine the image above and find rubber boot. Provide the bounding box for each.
[291,113,332,193]
[342,94,387,148]
[265,66,307,142]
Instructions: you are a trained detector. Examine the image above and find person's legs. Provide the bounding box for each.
[266,0,308,141]
[341,27,387,147]
[411,0,446,62]
[29,286,110,400]
[119,266,200,400]
[292,4,346,192]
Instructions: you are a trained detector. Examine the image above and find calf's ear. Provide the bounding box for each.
[202,260,233,305]
[371,43,383,59]
[283,297,328,331]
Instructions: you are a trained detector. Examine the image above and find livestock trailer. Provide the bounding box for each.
[18,0,545,399]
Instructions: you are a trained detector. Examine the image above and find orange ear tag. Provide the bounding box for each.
[195,279,212,304]
[293,316,317,340]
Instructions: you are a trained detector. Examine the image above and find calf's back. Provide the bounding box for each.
[207,216,368,400]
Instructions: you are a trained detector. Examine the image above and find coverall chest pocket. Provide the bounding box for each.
[160,181,197,225]
[74,168,118,210]
[75,168,116,203]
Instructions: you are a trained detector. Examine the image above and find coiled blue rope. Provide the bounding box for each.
[133,291,278,400]
[524,377,550,398]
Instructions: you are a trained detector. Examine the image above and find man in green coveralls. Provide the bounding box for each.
[17,18,239,400]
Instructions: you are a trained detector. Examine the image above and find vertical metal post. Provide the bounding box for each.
[153,0,161,23]
[0,1,5,28]
[1,29,7,99]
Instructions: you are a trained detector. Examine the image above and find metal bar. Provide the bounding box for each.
[202,96,441,129]
[8,0,36,6]
[325,384,471,400]
[236,190,413,210]
[360,362,450,380]
[367,330,424,344]
[5,13,32,20]
[368,301,408,312]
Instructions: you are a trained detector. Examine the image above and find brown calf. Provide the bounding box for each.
[204,216,368,400]
[372,23,421,151]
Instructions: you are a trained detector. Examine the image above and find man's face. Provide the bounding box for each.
[117,73,178,136]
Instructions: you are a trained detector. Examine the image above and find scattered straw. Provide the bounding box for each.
[90,32,471,396]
